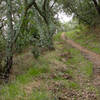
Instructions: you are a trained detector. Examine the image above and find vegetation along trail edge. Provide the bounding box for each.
[61,32,100,87]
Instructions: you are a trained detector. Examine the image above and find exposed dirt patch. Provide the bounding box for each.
[47,80,97,100]
[3,35,99,100]
[23,80,45,95]
[61,32,100,88]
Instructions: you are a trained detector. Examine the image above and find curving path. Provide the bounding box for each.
[61,32,100,86]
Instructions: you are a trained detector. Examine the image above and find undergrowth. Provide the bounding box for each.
[0,29,99,100]
[66,26,100,54]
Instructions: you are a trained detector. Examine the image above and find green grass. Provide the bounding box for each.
[55,28,99,98]
[61,80,80,89]
[0,86,53,100]
[0,56,51,100]
[0,28,99,99]
[66,48,93,77]
[27,91,53,100]
[66,81,80,89]
[16,66,50,84]
[53,32,62,41]
[66,28,100,54]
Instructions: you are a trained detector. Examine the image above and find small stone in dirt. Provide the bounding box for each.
[60,52,71,57]
[62,74,72,80]
[58,97,67,100]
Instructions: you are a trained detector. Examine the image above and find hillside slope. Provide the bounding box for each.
[0,31,99,100]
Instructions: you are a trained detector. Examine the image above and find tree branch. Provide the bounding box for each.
[43,0,46,11]
[50,0,56,10]
[33,1,49,25]
[12,0,35,46]
[92,0,100,15]
[25,0,35,16]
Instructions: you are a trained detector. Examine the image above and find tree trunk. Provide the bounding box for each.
[3,0,14,80]
[3,55,13,79]
[3,43,13,79]
[0,52,3,73]
[93,0,100,15]
[48,38,55,50]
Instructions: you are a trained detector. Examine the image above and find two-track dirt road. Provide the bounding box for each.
[61,32,100,86]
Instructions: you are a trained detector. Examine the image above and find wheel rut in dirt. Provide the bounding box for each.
[61,32,100,86]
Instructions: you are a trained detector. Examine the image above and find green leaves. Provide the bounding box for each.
[57,0,98,25]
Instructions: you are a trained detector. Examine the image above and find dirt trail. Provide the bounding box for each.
[61,32,100,86]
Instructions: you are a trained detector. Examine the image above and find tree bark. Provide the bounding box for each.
[3,0,14,80]
[33,1,55,50]
[0,0,36,81]
[92,0,100,15]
